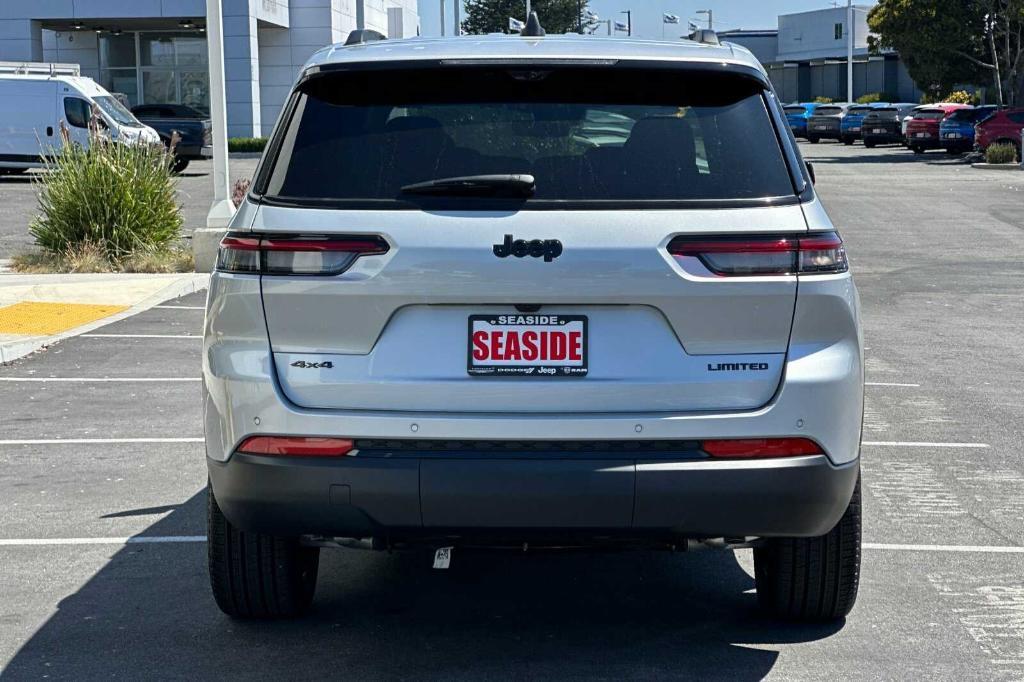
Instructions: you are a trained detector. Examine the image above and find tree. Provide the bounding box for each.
[462,0,596,36]
[868,0,1024,105]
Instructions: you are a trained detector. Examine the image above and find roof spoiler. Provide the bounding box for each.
[344,29,387,46]
[689,29,719,45]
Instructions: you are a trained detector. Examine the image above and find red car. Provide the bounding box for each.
[905,104,970,153]
[975,108,1024,155]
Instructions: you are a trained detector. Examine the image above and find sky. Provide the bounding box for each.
[418,1,877,39]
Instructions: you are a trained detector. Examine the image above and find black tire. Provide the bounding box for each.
[807,135,820,144]
[911,145,924,154]
[754,475,861,622]
[842,137,854,145]
[863,140,876,149]
[171,157,190,174]
[207,486,320,619]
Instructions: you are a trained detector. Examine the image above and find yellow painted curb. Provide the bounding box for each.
[0,301,129,336]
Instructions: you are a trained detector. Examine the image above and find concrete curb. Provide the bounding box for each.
[971,163,1022,171]
[0,273,209,364]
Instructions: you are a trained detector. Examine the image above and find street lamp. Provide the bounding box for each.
[695,9,712,30]
[619,10,631,36]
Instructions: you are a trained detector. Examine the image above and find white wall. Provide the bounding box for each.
[777,6,871,62]
[42,30,100,81]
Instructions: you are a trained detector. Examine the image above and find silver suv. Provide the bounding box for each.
[203,24,863,622]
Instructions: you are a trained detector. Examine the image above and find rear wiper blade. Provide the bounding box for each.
[400,174,535,197]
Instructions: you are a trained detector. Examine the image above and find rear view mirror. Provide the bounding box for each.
[806,161,816,185]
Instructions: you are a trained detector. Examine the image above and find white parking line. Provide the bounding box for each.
[0,537,1021,553]
[862,441,990,448]
[865,382,920,387]
[80,334,199,339]
[0,536,205,546]
[0,377,200,383]
[154,305,204,310]
[0,437,203,445]
[864,543,1024,554]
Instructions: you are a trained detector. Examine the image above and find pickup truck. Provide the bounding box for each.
[130,104,212,173]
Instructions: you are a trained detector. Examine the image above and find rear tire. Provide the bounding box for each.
[842,137,854,145]
[171,157,190,174]
[911,145,924,154]
[863,140,876,149]
[807,135,820,144]
[207,486,320,619]
[754,475,861,622]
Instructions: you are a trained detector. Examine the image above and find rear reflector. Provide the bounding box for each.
[216,233,389,276]
[702,438,822,459]
[237,436,355,457]
[667,232,848,276]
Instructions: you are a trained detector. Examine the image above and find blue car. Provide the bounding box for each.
[840,103,889,144]
[783,102,819,138]
[939,105,997,153]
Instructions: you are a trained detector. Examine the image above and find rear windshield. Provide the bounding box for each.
[914,110,947,120]
[784,106,807,115]
[848,106,871,114]
[259,67,796,207]
[814,106,843,116]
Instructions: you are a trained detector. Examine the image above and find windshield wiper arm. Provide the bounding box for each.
[400,174,535,197]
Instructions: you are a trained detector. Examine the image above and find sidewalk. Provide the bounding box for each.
[0,272,208,363]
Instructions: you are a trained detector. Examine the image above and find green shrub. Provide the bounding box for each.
[31,130,182,264]
[813,96,834,104]
[985,142,1018,164]
[856,92,896,104]
[228,137,268,153]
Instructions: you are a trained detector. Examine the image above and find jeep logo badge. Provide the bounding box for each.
[493,234,563,262]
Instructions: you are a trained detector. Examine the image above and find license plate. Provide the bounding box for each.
[851,126,861,132]
[468,314,587,377]
[945,132,961,139]
[872,128,885,134]
[815,125,827,130]
[915,132,929,138]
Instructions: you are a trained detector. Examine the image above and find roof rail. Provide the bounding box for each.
[0,61,81,77]
[344,29,387,46]
[688,29,719,46]
[521,11,546,37]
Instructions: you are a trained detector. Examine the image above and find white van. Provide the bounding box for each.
[0,62,159,173]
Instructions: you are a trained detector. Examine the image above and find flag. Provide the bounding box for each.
[688,21,698,31]
[614,20,628,32]
[663,13,680,24]
[509,17,525,32]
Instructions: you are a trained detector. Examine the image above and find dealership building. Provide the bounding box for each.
[0,1,419,137]
[719,6,924,104]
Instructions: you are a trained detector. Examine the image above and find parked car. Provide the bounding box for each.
[901,105,927,145]
[974,107,1024,156]
[806,103,851,143]
[861,104,919,147]
[783,102,819,138]
[130,103,212,173]
[0,62,158,174]
[839,103,888,144]
[905,104,970,153]
[204,26,863,623]
[938,106,997,154]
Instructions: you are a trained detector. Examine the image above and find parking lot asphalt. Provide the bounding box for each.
[0,158,260,259]
[2,140,1024,679]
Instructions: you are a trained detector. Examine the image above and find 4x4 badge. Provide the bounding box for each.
[493,234,563,262]
[290,360,333,369]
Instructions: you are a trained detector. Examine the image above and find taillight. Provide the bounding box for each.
[216,233,389,275]
[237,436,355,457]
[702,438,822,459]
[667,232,848,276]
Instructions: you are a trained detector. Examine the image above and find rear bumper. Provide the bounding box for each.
[208,452,859,539]
[175,144,212,159]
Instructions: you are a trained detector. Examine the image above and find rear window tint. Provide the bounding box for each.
[784,106,807,114]
[260,67,796,207]
[848,107,871,114]
[814,107,843,116]
[915,110,947,120]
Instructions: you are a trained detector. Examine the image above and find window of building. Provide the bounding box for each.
[834,23,844,40]
[99,31,209,114]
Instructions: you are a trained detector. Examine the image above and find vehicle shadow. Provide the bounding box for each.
[3,489,844,680]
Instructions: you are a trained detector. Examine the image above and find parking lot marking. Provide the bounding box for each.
[865,543,1024,554]
[154,305,204,310]
[862,441,990,448]
[0,437,203,445]
[80,333,198,339]
[0,377,200,383]
[0,301,129,335]
[865,382,921,387]
[0,536,205,546]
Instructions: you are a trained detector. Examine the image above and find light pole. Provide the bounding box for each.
[453,0,459,35]
[440,0,445,37]
[620,10,631,36]
[204,0,233,231]
[847,0,853,103]
[696,9,712,30]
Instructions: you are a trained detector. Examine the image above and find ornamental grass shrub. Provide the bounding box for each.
[30,123,183,267]
[985,142,1018,164]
